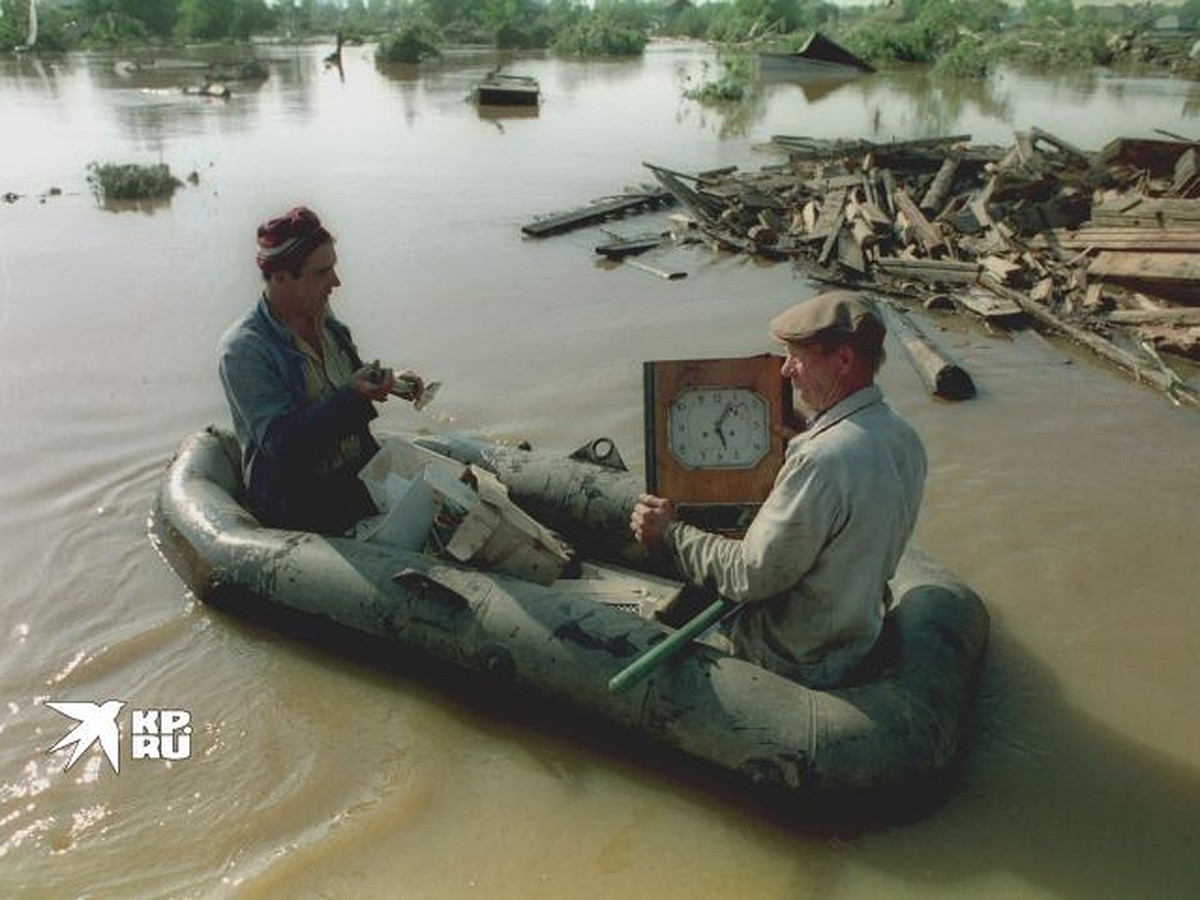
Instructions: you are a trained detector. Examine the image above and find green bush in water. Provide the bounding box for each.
[684,55,752,104]
[377,24,442,63]
[933,35,992,79]
[553,22,646,57]
[86,162,181,202]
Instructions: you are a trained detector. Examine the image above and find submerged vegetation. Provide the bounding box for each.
[376,21,442,62]
[684,54,753,103]
[86,162,183,203]
[2,0,1198,82]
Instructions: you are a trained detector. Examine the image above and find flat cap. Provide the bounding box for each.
[769,290,884,344]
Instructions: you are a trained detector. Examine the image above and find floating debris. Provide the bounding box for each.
[633,128,1200,407]
[522,187,676,238]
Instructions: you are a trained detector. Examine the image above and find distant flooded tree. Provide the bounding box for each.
[175,0,272,40]
[0,0,26,48]
[553,5,649,56]
[377,19,441,62]
[1020,0,1075,28]
[121,0,178,37]
[416,0,476,28]
[1182,0,1200,29]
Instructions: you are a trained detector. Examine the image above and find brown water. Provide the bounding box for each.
[2,41,1200,899]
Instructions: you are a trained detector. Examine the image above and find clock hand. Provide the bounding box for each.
[715,403,733,447]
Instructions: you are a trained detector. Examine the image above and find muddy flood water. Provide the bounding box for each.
[2,40,1199,899]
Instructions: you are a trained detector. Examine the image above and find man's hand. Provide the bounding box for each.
[352,360,395,402]
[391,370,426,404]
[630,493,677,549]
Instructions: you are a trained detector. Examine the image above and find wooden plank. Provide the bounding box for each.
[1103,308,1200,325]
[803,173,864,194]
[874,258,978,284]
[1030,126,1093,165]
[892,187,945,253]
[595,232,667,258]
[818,206,847,266]
[522,189,675,237]
[1171,147,1199,197]
[1088,251,1200,283]
[978,273,1200,409]
[835,228,866,273]
[811,187,847,242]
[979,255,1022,283]
[1034,227,1200,252]
[959,287,1024,320]
[1089,196,1200,228]
[771,133,972,161]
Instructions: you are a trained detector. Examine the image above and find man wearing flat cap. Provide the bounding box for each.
[631,290,926,688]
[218,206,425,534]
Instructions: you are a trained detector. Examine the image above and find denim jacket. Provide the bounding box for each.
[217,296,379,533]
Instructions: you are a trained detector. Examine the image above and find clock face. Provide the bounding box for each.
[668,387,770,470]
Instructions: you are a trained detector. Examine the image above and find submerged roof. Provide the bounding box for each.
[762,31,876,75]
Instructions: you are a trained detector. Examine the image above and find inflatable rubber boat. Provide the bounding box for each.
[150,427,989,816]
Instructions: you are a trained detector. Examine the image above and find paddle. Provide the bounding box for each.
[607,598,730,694]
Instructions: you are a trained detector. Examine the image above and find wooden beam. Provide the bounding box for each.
[874,258,978,284]
[1102,308,1200,326]
[978,273,1200,409]
[892,187,945,254]
[1033,228,1200,252]
[1088,251,1200,283]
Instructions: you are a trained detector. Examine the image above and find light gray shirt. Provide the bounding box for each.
[664,385,926,687]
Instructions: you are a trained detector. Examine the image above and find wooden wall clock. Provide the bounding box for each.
[644,355,794,506]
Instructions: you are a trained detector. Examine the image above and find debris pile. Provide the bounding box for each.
[638,128,1200,406]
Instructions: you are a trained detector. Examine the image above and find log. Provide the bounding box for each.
[920,155,960,216]
[880,302,976,400]
[978,273,1200,409]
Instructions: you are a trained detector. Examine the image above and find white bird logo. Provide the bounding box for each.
[46,700,125,773]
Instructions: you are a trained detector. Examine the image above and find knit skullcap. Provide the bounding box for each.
[255,206,332,274]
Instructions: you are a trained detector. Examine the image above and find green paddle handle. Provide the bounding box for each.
[608,599,729,694]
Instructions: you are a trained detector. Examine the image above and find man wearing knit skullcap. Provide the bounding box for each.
[218,206,426,534]
[630,291,926,688]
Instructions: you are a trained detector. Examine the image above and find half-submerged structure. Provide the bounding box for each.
[758,31,876,77]
[475,72,540,106]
